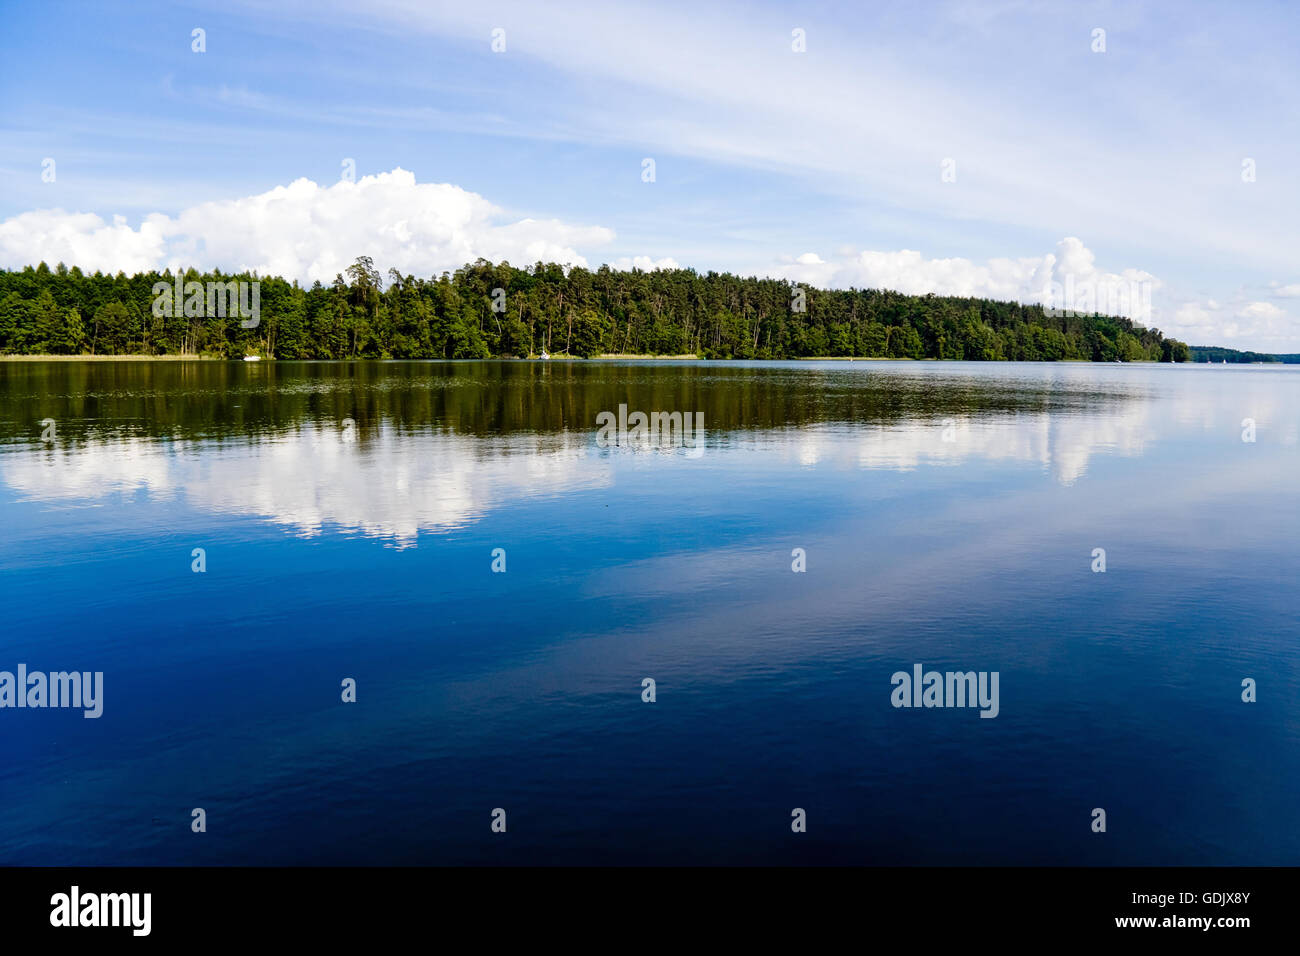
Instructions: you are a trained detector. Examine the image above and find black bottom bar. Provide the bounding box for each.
[2,866,1283,942]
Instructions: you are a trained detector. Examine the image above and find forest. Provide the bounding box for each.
[0,257,1192,362]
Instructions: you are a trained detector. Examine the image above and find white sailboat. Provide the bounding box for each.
[539,349,550,360]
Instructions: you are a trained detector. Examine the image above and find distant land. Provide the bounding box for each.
[1188,346,1300,364]
[1,257,1198,362]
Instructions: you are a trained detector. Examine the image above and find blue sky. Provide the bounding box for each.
[1,0,1298,350]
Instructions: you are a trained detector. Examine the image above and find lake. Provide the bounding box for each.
[0,359,1296,865]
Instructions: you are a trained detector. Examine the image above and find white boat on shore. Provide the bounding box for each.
[243,355,261,362]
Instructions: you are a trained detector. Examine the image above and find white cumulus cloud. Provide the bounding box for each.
[0,168,617,283]
[0,210,171,275]
[767,237,1160,322]
[1168,298,1296,349]
[608,255,681,271]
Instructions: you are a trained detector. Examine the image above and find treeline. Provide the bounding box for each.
[1189,346,1299,364]
[0,257,1191,362]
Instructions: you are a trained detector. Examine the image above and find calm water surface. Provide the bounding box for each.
[0,359,1296,864]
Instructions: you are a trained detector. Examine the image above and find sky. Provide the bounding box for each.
[1,0,1297,351]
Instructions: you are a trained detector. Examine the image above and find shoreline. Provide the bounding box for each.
[0,353,1188,364]
[591,353,700,360]
[0,354,223,362]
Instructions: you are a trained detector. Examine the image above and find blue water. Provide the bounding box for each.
[0,360,1296,864]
